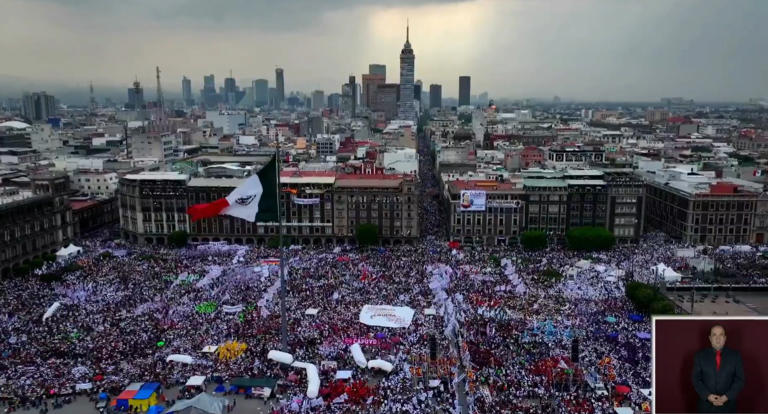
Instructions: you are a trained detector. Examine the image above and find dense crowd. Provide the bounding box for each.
[0,131,765,414]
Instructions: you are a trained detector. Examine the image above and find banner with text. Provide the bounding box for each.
[359,305,415,328]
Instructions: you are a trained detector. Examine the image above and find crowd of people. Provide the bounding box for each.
[0,131,765,414]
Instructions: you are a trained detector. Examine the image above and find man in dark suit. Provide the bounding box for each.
[691,325,745,413]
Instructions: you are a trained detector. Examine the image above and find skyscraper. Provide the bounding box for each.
[397,22,416,123]
[311,90,325,111]
[22,92,56,121]
[342,75,356,117]
[223,75,238,107]
[429,84,442,109]
[201,74,218,108]
[275,68,285,108]
[182,76,193,107]
[369,64,386,79]
[459,76,471,106]
[362,73,385,109]
[253,79,268,107]
[127,80,144,110]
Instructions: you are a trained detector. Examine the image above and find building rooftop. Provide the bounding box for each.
[124,171,189,181]
[523,178,568,188]
[0,187,34,205]
[188,177,246,187]
[448,180,521,192]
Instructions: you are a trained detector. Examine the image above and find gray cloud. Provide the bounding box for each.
[2,0,767,102]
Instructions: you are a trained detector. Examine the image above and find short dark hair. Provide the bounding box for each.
[709,325,726,336]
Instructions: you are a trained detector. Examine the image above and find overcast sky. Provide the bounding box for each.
[1,0,766,102]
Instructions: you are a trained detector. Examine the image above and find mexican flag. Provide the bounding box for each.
[186,155,278,222]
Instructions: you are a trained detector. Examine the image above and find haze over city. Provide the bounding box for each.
[1,0,767,103]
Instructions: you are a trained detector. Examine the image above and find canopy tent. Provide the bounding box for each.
[113,383,143,411]
[423,308,436,316]
[614,408,633,414]
[147,406,165,414]
[55,244,83,260]
[185,376,207,387]
[651,263,682,283]
[213,385,226,394]
[166,354,195,364]
[166,393,229,414]
[201,346,218,353]
[733,245,754,253]
[304,308,319,315]
[131,382,162,412]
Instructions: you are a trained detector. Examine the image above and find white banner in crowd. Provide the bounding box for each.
[42,302,61,322]
[359,305,415,328]
[458,190,486,211]
[222,305,244,313]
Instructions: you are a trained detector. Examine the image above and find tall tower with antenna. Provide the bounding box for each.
[155,66,165,121]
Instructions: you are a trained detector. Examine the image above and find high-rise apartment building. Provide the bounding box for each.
[126,80,144,110]
[275,68,285,108]
[22,92,57,121]
[182,76,193,107]
[459,76,471,106]
[253,79,269,107]
[362,74,385,109]
[200,74,218,108]
[311,90,325,111]
[429,84,442,109]
[369,64,386,79]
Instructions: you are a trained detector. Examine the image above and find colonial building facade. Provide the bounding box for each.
[0,173,73,277]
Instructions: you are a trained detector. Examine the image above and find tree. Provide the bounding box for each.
[356,223,379,247]
[565,226,616,252]
[650,299,676,315]
[12,265,30,278]
[167,230,189,248]
[520,230,547,251]
[29,258,45,270]
[42,253,57,262]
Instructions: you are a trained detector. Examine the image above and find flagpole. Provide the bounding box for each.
[276,139,288,352]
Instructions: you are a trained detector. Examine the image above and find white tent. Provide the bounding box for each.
[304,308,319,315]
[165,393,229,414]
[651,264,682,283]
[185,376,207,387]
[733,245,754,253]
[166,354,195,364]
[201,346,218,353]
[55,244,83,260]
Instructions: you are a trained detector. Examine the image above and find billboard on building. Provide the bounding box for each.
[459,190,486,211]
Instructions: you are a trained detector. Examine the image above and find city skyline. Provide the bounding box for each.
[1,0,767,103]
